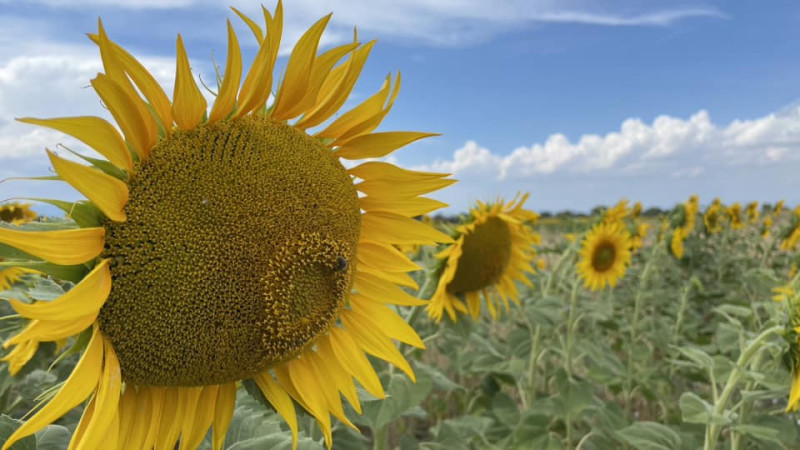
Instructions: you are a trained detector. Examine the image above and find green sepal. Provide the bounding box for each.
[63,148,128,182]
[27,198,104,228]
[48,326,93,371]
[0,261,89,284]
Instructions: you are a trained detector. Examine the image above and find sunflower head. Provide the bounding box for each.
[746,201,760,224]
[0,203,37,225]
[428,194,539,322]
[670,227,687,259]
[631,201,643,219]
[775,200,786,217]
[577,221,632,291]
[704,202,725,234]
[604,199,630,223]
[728,203,744,230]
[0,4,454,449]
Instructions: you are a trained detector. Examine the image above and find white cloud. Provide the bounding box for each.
[422,107,800,179]
[2,1,724,47]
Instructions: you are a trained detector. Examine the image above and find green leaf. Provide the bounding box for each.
[27,278,67,301]
[679,392,730,426]
[617,422,681,450]
[491,393,520,427]
[414,362,463,392]
[730,424,783,446]
[0,415,37,450]
[36,424,72,450]
[0,261,89,284]
[675,346,715,371]
[361,370,433,430]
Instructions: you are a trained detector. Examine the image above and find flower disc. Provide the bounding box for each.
[99,116,361,386]
[446,216,512,294]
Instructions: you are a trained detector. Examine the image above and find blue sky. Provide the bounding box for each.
[1,0,799,214]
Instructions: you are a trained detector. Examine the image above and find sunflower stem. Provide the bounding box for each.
[543,245,575,297]
[624,242,659,419]
[565,280,580,379]
[702,325,783,450]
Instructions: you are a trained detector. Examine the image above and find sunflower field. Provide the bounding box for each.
[1,3,800,450]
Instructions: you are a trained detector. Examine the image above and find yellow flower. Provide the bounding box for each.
[671,227,686,259]
[604,199,630,223]
[565,233,577,243]
[428,195,540,322]
[775,200,785,217]
[728,203,744,230]
[0,5,454,449]
[772,285,795,303]
[745,201,760,224]
[682,195,699,233]
[630,221,649,252]
[704,202,725,234]
[577,221,632,291]
[631,201,643,219]
[536,257,547,270]
[762,216,773,239]
[0,203,37,225]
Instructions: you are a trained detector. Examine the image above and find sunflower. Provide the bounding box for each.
[762,216,773,239]
[630,221,649,253]
[746,201,760,224]
[703,200,725,234]
[728,202,744,230]
[784,286,800,412]
[670,227,687,259]
[631,201,643,219]
[682,195,699,233]
[604,199,630,223]
[0,5,455,449]
[0,202,37,225]
[775,200,786,217]
[427,195,539,322]
[577,221,632,291]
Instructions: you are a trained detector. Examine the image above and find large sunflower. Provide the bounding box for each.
[577,221,632,291]
[0,4,454,449]
[427,195,539,322]
[0,202,37,225]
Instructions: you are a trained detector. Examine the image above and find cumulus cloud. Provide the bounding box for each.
[422,107,800,179]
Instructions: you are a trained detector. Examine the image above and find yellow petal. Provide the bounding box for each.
[212,383,236,450]
[328,327,385,398]
[95,23,158,152]
[142,387,164,449]
[336,131,438,160]
[230,6,263,42]
[0,339,39,375]
[359,195,447,217]
[17,117,132,172]
[155,388,182,450]
[1,326,103,450]
[361,212,454,245]
[283,40,359,122]
[69,392,96,450]
[253,372,298,448]
[295,40,375,130]
[353,271,426,306]
[47,150,128,222]
[332,73,402,143]
[341,311,415,380]
[357,266,418,289]
[305,351,356,430]
[350,296,424,348]
[357,177,456,200]
[315,72,390,140]
[0,226,103,266]
[316,336,362,414]
[284,357,333,447]
[116,388,138,448]
[9,259,111,321]
[74,337,122,450]
[236,2,282,116]
[4,313,95,347]
[349,161,448,182]
[208,21,243,124]
[270,14,331,120]
[172,35,207,130]
[180,386,216,450]
[91,74,156,160]
[0,267,37,291]
[357,241,421,273]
